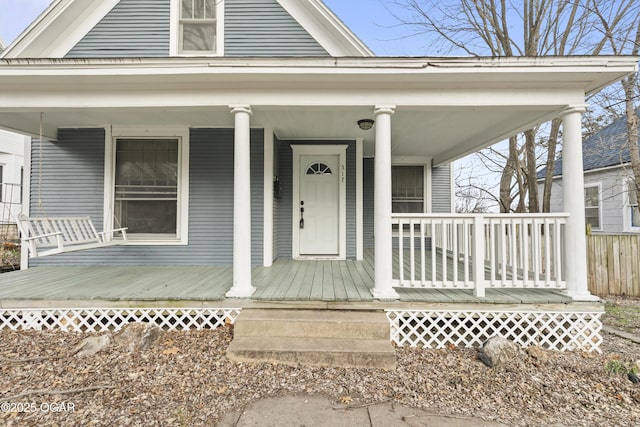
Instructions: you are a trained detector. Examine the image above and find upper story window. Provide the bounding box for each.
[172,0,223,56]
[180,0,217,53]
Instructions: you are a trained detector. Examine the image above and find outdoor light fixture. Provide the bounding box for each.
[357,119,375,130]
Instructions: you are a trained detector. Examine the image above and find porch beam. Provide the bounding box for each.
[562,107,597,301]
[226,105,256,298]
[371,105,400,300]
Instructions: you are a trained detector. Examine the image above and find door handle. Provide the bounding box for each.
[300,206,305,229]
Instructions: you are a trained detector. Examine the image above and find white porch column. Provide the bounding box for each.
[226,105,256,298]
[562,107,597,301]
[372,105,400,300]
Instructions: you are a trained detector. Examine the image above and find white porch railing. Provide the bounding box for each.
[391,214,568,296]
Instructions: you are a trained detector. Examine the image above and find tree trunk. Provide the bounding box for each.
[623,77,640,209]
[542,118,562,213]
[525,128,539,212]
[499,136,518,212]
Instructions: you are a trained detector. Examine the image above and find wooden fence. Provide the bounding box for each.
[587,234,640,297]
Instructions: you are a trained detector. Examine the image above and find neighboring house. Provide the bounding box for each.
[538,110,640,234]
[0,0,637,352]
[0,129,26,224]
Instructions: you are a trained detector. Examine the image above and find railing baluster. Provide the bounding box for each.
[533,218,540,287]
[409,219,415,286]
[441,219,447,284]
[420,220,426,284]
[510,220,517,286]
[544,219,551,286]
[398,219,404,285]
[452,220,458,287]
[431,221,437,286]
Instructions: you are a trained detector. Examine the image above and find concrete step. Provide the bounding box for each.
[226,336,396,369]
[232,309,389,340]
[227,309,396,369]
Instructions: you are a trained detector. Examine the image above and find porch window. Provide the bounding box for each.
[114,139,179,238]
[179,0,217,54]
[628,178,640,228]
[392,165,425,213]
[584,184,601,230]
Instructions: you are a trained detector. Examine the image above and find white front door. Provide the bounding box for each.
[292,144,347,259]
[299,154,340,255]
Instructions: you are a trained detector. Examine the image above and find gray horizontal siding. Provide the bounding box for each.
[432,164,452,213]
[66,0,170,58]
[31,128,264,266]
[225,0,328,56]
[363,158,374,249]
[276,139,355,259]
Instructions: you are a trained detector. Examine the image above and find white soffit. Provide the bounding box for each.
[276,0,374,57]
[0,0,120,59]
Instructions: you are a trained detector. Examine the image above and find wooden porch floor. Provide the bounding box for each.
[0,250,573,307]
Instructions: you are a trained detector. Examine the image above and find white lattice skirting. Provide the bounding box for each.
[386,310,603,353]
[0,308,242,333]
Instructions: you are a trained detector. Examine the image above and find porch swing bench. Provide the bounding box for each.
[17,215,128,258]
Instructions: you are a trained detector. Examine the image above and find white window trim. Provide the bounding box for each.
[623,177,640,232]
[291,144,347,260]
[584,182,602,232]
[104,126,190,245]
[170,0,225,56]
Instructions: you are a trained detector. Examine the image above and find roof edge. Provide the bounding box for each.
[1,0,119,59]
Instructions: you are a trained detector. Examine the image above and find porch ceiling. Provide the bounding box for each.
[0,104,563,164]
[0,56,636,164]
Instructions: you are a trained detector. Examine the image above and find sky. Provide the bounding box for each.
[0,0,427,55]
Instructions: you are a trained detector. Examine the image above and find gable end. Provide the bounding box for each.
[66,0,170,58]
[225,0,328,57]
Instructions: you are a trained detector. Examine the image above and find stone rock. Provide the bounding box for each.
[113,323,163,352]
[74,334,112,357]
[526,346,550,364]
[478,336,523,368]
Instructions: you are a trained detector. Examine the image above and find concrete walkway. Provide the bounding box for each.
[218,395,507,427]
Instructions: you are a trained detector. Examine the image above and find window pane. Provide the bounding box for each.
[115,139,179,235]
[585,207,600,229]
[632,206,640,227]
[584,186,599,207]
[182,23,215,51]
[181,0,193,19]
[205,0,216,18]
[115,200,177,234]
[629,179,638,205]
[194,0,205,18]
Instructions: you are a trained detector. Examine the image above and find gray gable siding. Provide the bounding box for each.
[66,0,170,58]
[65,0,328,58]
[276,139,356,259]
[30,128,264,266]
[225,0,328,56]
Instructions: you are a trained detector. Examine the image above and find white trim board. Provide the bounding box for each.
[263,128,274,266]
